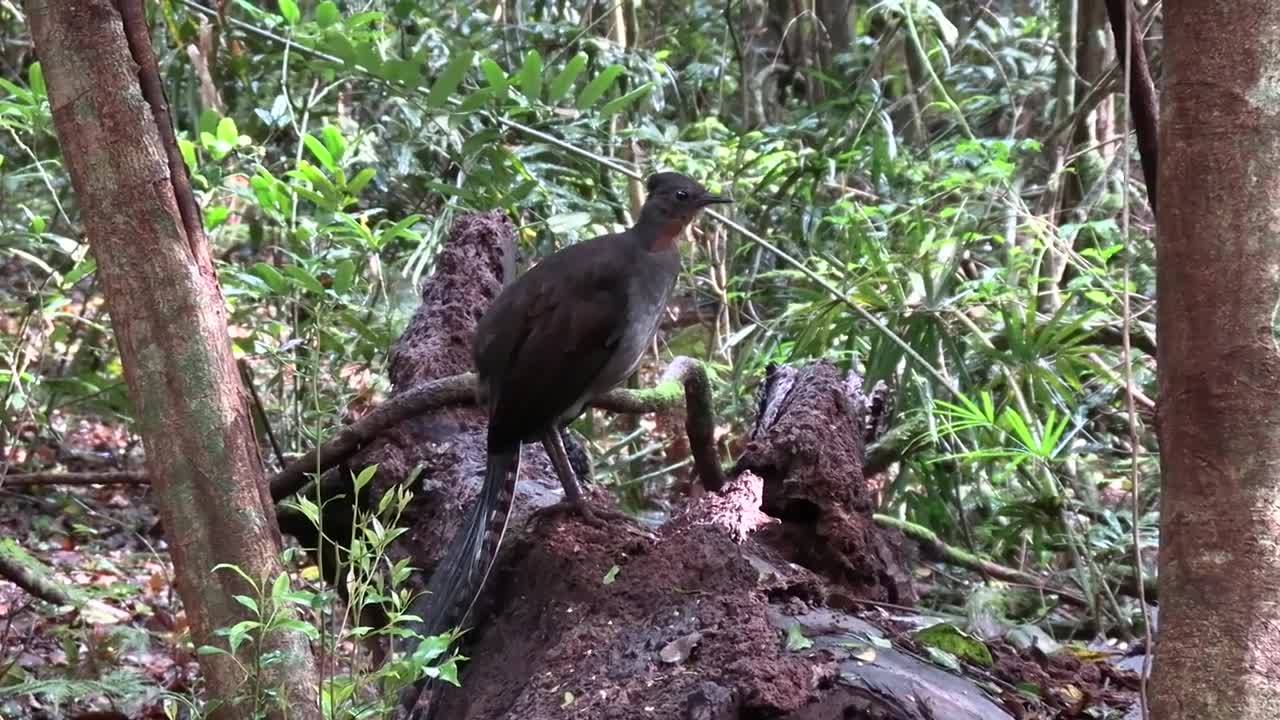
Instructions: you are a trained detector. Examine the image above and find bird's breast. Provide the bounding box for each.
[590,252,680,395]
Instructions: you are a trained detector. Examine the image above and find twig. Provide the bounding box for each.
[269,373,476,501]
[0,547,73,606]
[1104,0,1159,214]
[119,0,210,262]
[270,358,727,501]
[873,513,1091,609]
[594,357,726,491]
[239,358,286,468]
[0,470,149,487]
[1109,0,1153,715]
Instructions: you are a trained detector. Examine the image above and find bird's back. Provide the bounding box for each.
[472,230,679,445]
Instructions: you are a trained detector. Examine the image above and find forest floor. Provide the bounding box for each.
[0,414,199,719]
[0,408,1144,720]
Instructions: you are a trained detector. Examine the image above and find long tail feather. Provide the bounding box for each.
[399,445,520,717]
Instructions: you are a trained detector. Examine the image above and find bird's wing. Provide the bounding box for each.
[484,273,629,444]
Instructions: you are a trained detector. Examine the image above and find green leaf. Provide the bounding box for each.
[912,623,993,667]
[0,77,29,102]
[1001,407,1036,453]
[249,174,282,215]
[480,58,508,101]
[354,464,378,492]
[602,565,620,585]
[281,264,326,294]
[316,0,339,26]
[428,49,475,110]
[320,124,347,164]
[251,263,288,295]
[0,77,30,102]
[600,82,653,116]
[177,138,197,171]
[291,185,327,208]
[205,206,231,229]
[271,571,290,600]
[354,42,383,77]
[495,179,537,207]
[27,62,45,99]
[200,133,232,161]
[412,632,454,664]
[461,128,500,158]
[923,1,959,46]
[515,50,543,100]
[924,646,962,671]
[274,618,320,640]
[63,257,96,286]
[216,117,239,145]
[784,623,813,651]
[198,108,221,136]
[278,0,300,24]
[456,87,492,114]
[1015,680,1042,697]
[376,214,423,247]
[347,167,376,196]
[384,59,422,87]
[546,211,593,234]
[293,160,339,198]
[576,64,624,109]
[302,134,336,174]
[322,31,358,65]
[546,53,587,104]
[436,658,460,687]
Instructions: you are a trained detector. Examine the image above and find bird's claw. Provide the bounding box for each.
[526,498,629,530]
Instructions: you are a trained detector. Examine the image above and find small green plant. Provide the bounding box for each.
[198,563,320,716]
[283,463,462,718]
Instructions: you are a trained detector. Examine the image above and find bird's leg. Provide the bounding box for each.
[528,427,628,529]
[546,427,588,502]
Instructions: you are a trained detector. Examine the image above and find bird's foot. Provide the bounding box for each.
[526,497,630,530]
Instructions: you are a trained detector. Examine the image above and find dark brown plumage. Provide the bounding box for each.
[401,171,729,717]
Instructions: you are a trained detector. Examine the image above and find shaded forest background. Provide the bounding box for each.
[0,0,1161,717]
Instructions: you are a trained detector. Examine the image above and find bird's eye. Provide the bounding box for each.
[675,189,690,201]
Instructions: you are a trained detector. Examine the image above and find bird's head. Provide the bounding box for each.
[637,172,732,249]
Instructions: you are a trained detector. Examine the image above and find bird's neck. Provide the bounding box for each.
[631,212,689,252]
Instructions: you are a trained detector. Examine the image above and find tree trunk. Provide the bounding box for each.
[24,4,320,718]
[1152,3,1280,718]
[1075,0,1115,168]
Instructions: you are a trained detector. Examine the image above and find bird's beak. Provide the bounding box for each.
[699,192,734,207]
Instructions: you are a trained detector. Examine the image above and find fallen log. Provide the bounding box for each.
[280,210,1114,719]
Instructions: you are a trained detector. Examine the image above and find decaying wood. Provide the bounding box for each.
[280,210,1024,719]
[0,545,74,607]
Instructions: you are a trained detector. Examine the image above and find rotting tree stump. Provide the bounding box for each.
[295,211,1016,719]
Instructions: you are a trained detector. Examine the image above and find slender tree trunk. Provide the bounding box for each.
[1040,0,1078,312]
[816,0,854,70]
[24,4,320,718]
[1075,0,1115,167]
[1153,3,1280,718]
